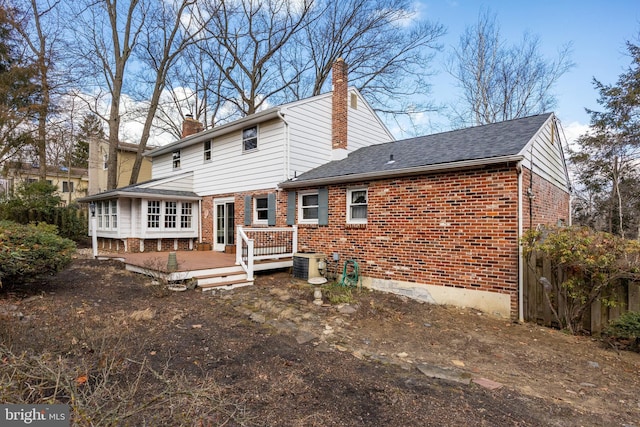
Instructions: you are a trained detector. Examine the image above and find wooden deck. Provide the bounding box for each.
[99,250,293,291]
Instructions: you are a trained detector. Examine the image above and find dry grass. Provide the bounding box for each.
[0,319,251,426]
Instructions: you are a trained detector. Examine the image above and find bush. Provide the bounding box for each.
[0,221,76,287]
[605,311,640,352]
[0,181,88,241]
[522,225,640,334]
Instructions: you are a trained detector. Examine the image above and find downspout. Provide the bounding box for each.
[198,199,202,244]
[517,161,524,322]
[277,111,290,181]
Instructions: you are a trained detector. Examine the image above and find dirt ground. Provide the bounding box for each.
[1,253,639,426]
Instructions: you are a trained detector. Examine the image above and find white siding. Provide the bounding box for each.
[194,118,286,194]
[119,198,132,237]
[286,89,393,180]
[149,88,392,197]
[522,117,570,192]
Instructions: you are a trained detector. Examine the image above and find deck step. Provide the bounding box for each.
[196,271,249,286]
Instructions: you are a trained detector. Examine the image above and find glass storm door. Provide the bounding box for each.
[214,200,235,251]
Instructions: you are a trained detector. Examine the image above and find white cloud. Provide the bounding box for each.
[560,120,590,150]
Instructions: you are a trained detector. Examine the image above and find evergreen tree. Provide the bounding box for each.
[569,41,640,237]
[0,2,38,165]
[71,113,104,169]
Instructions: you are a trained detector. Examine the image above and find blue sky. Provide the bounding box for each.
[411,0,640,142]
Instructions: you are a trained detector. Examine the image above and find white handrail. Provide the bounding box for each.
[236,225,298,282]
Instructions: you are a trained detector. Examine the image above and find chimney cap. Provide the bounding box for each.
[185,113,193,119]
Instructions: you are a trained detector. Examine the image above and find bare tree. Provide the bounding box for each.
[127,0,208,184]
[70,0,146,190]
[200,0,315,116]
[10,0,69,180]
[448,9,573,126]
[294,0,445,117]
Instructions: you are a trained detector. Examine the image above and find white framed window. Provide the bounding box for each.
[104,201,110,227]
[148,200,160,228]
[253,196,268,224]
[298,191,319,224]
[97,201,103,228]
[181,202,193,228]
[204,140,212,161]
[165,201,177,228]
[242,126,258,152]
[111,200,117,228]
[96,200,117,230]
[172,150,181,169]
[347,188,368,224]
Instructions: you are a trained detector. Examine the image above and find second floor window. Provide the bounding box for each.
[243,126,257,151]
[172,150,181,169]
[62,181,74,193]
[204,140,212,161]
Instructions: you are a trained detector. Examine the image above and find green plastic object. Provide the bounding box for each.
[339,259,361,289]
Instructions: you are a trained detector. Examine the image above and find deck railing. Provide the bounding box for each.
[236,226,298,280]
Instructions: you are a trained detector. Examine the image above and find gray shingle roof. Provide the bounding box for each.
[281,113,552,187]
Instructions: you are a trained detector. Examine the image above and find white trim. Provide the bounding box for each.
[298,190,319,224]
[253,195,269,225]
[242,124,259,153]
[347,187,368,224]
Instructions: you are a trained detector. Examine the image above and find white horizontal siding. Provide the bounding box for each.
[193,118,286,194]
[286,89,393,180]
[347,91,394,150]
[287,94,333,176]
[523,118,570,192]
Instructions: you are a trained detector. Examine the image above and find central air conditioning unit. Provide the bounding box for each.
[293,252,326,280]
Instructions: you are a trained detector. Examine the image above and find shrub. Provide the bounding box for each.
[0,181,87,241]
[0,221,76,287]
[604,311,640,352]
[522,225,640,334]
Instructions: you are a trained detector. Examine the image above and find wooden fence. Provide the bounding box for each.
[523,250,640,333]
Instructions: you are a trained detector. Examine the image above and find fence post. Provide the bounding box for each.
[247,238,254,281]
[292,225,298,255]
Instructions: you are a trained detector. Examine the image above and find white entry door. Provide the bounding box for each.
[214,198,235,252]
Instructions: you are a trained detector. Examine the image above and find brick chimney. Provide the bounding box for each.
[182,114,204,138]
[332,58,348,158]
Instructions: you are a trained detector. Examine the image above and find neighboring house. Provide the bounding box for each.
[79,59,394,253]
[1,161,89,205]
[280,113,571,319]
[88,139,155,195]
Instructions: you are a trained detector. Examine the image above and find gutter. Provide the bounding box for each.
[79,191,201,202]
[279,154,525,189]
[147,109,283,157]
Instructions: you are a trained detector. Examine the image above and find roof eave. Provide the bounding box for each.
[279,155,524,189]
[78,192,201,202]
[146,109,282,158]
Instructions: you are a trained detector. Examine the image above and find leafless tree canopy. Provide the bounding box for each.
[447,10,573,126]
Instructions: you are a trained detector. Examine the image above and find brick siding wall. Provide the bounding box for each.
[289,165,569,318]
